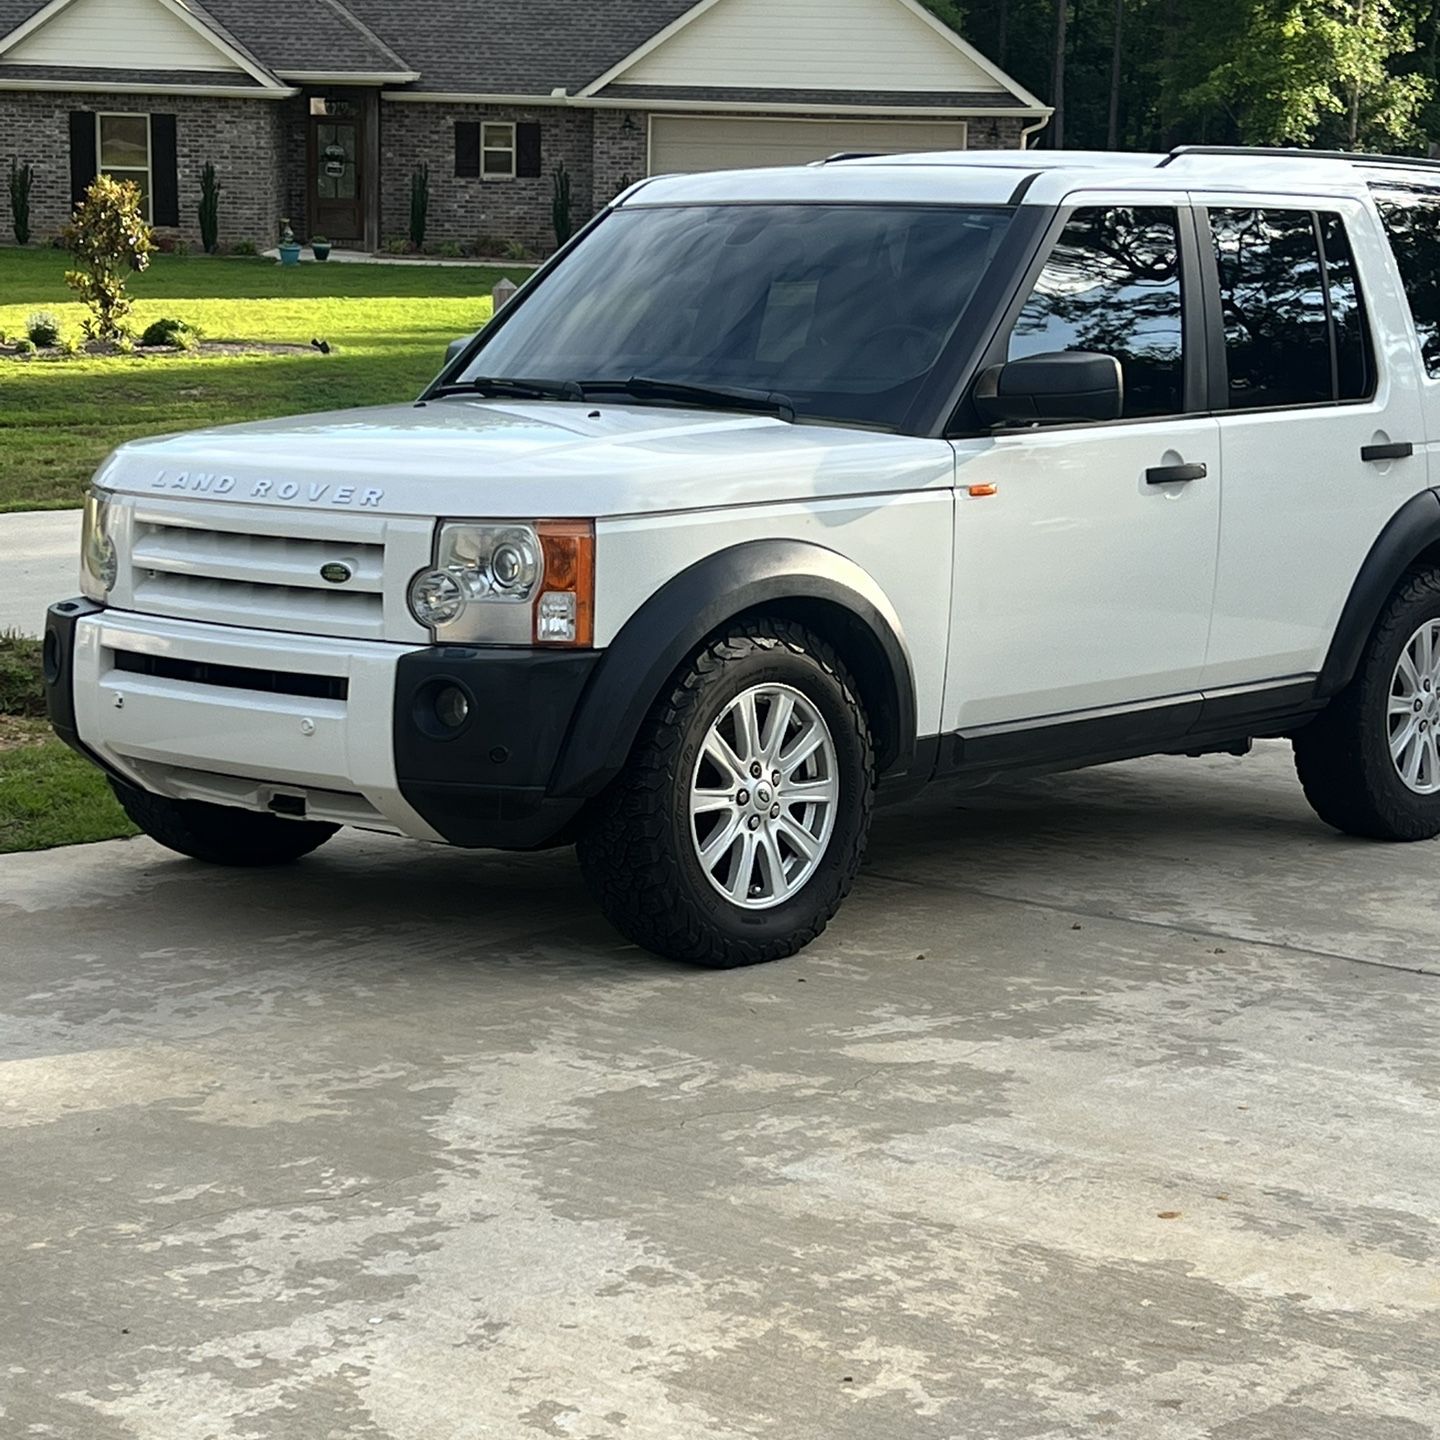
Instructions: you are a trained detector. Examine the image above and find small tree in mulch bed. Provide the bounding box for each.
[62,174,155,344]
[8,155,33,246]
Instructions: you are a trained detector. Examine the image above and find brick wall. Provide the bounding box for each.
[966,116,1032,149]
[0,89,284,247]
[592,111,649,207]
[379,100,595,253]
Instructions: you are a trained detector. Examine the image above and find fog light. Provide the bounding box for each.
[433,684,470,730]
[535,590,578,643]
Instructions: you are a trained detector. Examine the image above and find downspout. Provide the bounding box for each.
[1020,114,1052,149]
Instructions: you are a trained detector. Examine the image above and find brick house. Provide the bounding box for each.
[0,0,1050,253]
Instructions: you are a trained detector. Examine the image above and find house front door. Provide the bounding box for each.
[308,102,363,242]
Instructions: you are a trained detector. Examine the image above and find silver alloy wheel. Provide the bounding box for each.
[1389,619,1440,794]
[689,682,839,909]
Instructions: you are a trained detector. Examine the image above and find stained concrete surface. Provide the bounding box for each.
[1,740,1436,1438]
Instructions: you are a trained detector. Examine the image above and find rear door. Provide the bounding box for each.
[1194,195,1427,689]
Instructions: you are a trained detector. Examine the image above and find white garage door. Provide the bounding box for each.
[648,115,968,174]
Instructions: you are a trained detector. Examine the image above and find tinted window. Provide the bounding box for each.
[1375,189,1440,377]
[1007,206,1184,419]
[462,204,1014,430]
[1319,214,1374,401]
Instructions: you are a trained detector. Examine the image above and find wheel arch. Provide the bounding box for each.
[1319,488,1440,699]
[548,540,919,798]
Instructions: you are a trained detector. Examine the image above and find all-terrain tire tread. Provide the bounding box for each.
[576,618,875,966]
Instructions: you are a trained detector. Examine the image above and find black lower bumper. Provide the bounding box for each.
[44,598,106,761]
[392,644,601,848]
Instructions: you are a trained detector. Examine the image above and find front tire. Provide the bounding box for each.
[110,780,338,865]
[1294,569,1440,841]
[577,619,875,966]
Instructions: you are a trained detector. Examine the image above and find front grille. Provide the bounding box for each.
[113,649,348,701]
[125,505,392,641]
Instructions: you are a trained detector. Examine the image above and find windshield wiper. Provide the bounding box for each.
[580,376,795,422]
[445,376,585,401]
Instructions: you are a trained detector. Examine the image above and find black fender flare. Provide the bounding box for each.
[1318,488,1440,698]
[548,540,919,798]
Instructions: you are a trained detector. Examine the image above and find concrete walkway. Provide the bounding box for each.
[0,508,80,636]
[2,742,1436,1437]
[261,246,539,269]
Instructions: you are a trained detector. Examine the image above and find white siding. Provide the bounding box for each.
[649,115,968,173]
[621,0,1006,93]
[7,0,242,71]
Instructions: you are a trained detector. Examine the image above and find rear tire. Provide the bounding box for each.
[110,780,338,866]
[576,618,875,966]
[1294,569,1440,841]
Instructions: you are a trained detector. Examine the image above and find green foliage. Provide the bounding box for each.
[927,0,1439,153]
[409,162,430,249]
[198,161,221,254]
[502,238,530,261]
[8,155,33,246]
[384,236,411,254]
[0,632,45,718]
[231,239,258,256]
[139,316,195,348]
[62,175,155,343]
[438,239,464,257]
[25,310,59,347]
[552,160,573,248]
[12,337,33,355]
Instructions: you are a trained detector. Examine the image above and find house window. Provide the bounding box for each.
[97,113,152,221]
[482,122,516,180]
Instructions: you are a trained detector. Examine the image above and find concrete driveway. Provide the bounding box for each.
[0,508,80,636]
[2,742,1436,1439]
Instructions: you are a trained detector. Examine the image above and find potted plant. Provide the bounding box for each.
[310,234,331,262]
[277,218,301,267]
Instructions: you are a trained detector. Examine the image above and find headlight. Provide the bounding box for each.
[81,489,117,600]
[409,520,594,646]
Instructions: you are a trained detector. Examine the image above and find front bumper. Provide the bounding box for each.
[44,601,600,849]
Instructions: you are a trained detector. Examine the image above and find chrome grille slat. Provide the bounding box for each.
[131,574,385,639]
[132,524,385,593]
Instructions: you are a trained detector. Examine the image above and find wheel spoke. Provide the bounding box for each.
[784,776,838,807]
[780,721,826,778]
[691,788,737,819]
[1397,649,1422,694]
[723,829,758,902]
[760,691,795,765]
[1392,718,1419,764]
[1404,733,1426,787]
[733,690,762,763]
[699,813,743,871]
[1391,696,1419,719]
[777,815,822,863]
[756,830,790,902]
[702,730,746,786]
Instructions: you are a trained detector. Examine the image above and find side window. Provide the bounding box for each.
[1007,206,1185,419]
[1208,208,1375,409]
[1374,189,1440,377]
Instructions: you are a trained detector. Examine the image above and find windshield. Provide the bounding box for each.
[458,203,1014,429]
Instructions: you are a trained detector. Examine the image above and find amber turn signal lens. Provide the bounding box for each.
[533,520,595,647]
[968,483,998,498]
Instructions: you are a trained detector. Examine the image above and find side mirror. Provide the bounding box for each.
[445,332,478,367]
[973,350,1123,427]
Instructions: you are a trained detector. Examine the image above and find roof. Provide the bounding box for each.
[625,147,1439,209]
[0,0,1041,107]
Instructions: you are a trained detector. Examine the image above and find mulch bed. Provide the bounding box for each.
[1,339,319,362]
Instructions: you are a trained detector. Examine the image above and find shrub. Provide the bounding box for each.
[139,316,194,348]
[25,310,60,347]
[438,239,463,258]
[472,231,501,257]
[552,161,573,248]
[58,335,81,357]
[502,238,529,262]
[409,162,429,249]
[231,239,258,257]
[62,175,154,343]
[171,238,191,258]
[384,236,410,255]
[8,155,34,246]
[198,161,221,254]
[13,337,34,355]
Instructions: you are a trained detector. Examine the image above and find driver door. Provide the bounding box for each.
[943,196,1221,736]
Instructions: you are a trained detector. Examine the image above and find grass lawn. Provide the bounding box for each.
[0,247,526,512]
[0,633,136,853]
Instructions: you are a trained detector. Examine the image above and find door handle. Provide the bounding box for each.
[1361,441,1414,462]
[1146,461,1207,485]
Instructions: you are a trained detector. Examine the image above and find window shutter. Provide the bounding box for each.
[151,113,179,226]
[455,121,480,178]
[516,122,542,178]
[69,111,96,207]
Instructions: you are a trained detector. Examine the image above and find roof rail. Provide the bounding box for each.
[1159,144,1440,173]
[811,152,882,166]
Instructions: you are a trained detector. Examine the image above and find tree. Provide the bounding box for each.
[1052,0,1069,147]
[63,174,154,343]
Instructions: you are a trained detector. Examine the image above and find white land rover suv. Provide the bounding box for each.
[46,146,1440,964]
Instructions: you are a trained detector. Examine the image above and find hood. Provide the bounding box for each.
[94,398,954,519]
